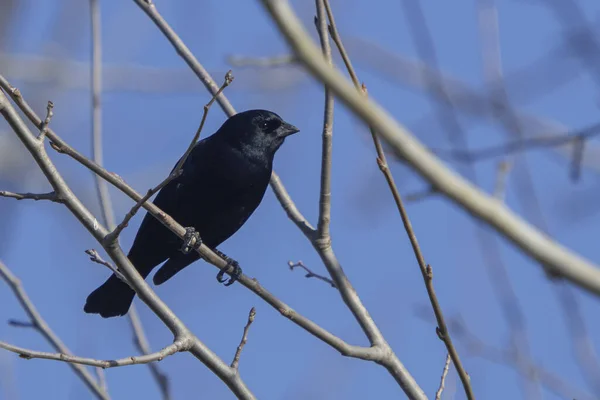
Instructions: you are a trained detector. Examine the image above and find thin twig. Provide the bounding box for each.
[85,249,127,283]
[175,71,234,173]
[231,308,256,370]
[288,261,336,288]
[0,191,61,202]
[0,340,186,369]
[37,101,53,142]
[105,180,176,244]
[435,354,451,400]
[0,260,109,400]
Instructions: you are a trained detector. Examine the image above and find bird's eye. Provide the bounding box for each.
[262,119,282,132]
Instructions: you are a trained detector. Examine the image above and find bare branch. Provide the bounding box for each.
[37,101,53,142]
[231,308,256,370]
[85,249,127,283]
[435,354,451,400]
[0,190,61,202]
[0,260,109,400]
[0,340,186,369]
[288,261,336,288]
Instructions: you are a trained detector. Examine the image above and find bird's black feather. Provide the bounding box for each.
[84,109,299,317]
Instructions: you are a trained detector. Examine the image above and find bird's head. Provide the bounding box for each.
[218,109,299,157]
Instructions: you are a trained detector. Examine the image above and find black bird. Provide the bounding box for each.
[84,110,299,318]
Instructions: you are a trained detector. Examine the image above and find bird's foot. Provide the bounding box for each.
[180,227,202,255]
[214,249,242,286]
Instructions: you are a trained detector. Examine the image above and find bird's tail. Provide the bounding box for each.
[83,274,135,318]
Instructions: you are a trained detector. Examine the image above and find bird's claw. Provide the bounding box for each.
[216,259,242,286]
[181,227,202,254]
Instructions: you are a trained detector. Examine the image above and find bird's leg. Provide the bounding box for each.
[180,227,202,255]
[213,248,242,286]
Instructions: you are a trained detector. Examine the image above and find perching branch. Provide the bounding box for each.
[0,260,109,400]
[128,3,426,399]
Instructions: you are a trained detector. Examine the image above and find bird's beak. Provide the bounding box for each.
[278,122,300,138]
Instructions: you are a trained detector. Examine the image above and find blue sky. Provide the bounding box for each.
[1,0,600,399]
